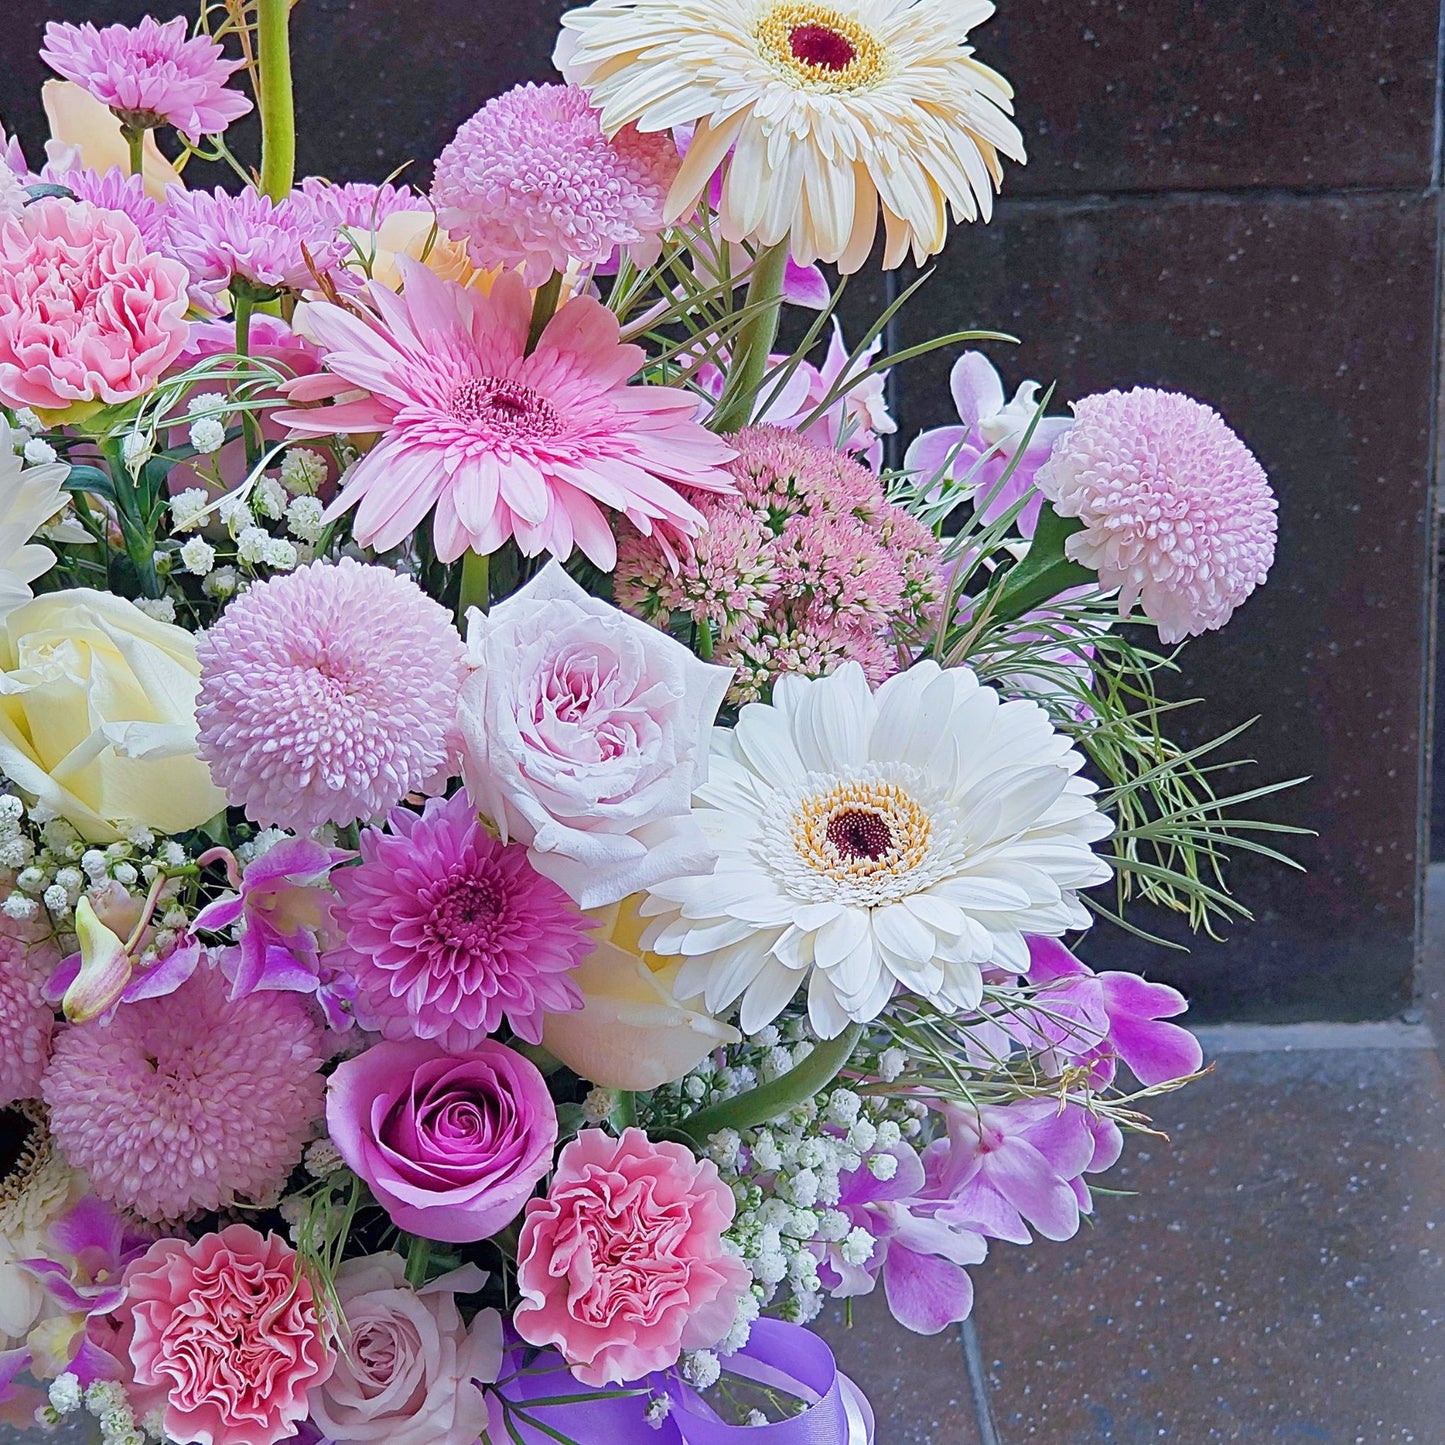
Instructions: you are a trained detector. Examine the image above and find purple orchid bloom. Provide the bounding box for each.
[1024,936,1204,1087]
[904,352,1073,536]
[193,837,355,1027]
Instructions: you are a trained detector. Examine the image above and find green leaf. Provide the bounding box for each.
[988,502,1094,625]
[63,465,117,502]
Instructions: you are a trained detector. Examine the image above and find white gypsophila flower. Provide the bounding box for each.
[132,597,176,623]
[556,0,1025,271]
[217,495,254,535]
[121,430,154,473]
[12,410,41,436]
[236,526,270,564]
[252,475,288,520]
[180,537,217,576]
[203,565,239,599]
[23,439,57,467]
[170,487,210,532]
[262,537,298,571]
[189,417,226,455]
[280,447,327,495]
[642,661,1113,1037]
[186,391,228,418]
[0,417,69,623]
[285,494,326,543]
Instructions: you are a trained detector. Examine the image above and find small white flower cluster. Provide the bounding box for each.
[1,797,194,948]
[39,1376,158,1445]
[647,1018,927,1343]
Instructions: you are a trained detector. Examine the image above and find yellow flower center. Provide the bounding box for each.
[756,3,886,92]
[791,779,931,882]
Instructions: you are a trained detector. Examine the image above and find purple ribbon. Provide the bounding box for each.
[490,1319,873,1445]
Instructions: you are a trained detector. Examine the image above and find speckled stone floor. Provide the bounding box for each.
[7,889,1445,1445]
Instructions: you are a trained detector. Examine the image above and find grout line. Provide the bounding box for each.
[959,1315,1003,1445]
[1191,1021,1437,1053]
[993,182,1435,210]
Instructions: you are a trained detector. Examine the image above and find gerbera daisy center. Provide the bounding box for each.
[448,375,563,437]
[792,779,932,882]
[756,3,885,91]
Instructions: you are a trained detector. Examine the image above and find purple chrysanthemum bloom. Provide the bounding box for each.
[40,16,252,141]
[1036,387,1278,643]
[298,177,427,232]
[195,558,467,834]
[329,791,592,1050]
[0,911,62,1106]
[165,186,351,310]
[41,962,326,1221]
[431,82,680,284]
[41,165,169,253]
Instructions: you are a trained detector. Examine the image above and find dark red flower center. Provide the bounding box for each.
[826,808,893,861]
[449,376,562,436]
[788,22,857,71]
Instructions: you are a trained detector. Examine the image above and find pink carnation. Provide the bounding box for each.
[515,1128,750,1385]
[166,186,350,311]
[329,791,592,1048]
[278,263,736,569]
[118,1224,333,1445]
[432,82,679,284]
[1036,387,1277,642]
[41,963,326,1222]
[0,200,190,412]
[40,16,252,141]
[0,908,62,1106]
[195,559,467,833]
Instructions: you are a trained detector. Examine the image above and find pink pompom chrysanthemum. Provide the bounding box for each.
[41,963,326,1222]
[0,200,190,412]
[196,558,467,833]
[40,16,252,141]
[165,186,350,311]
[278,263,736,569]
[329,791,592,1050]
[431,82,679,285]
[0,909,62,1106]
[1037,388,1277,642]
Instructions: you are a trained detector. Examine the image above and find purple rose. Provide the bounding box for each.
[326,1038,557,1243]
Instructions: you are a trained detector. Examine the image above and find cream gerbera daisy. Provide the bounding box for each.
[639,662,1113,1038]
[555,0,1026,271]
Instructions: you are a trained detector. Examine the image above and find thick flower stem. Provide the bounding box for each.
[256,0,296,202]
[526,272,564,354]
[681,1023,865,1141]
[711,240,791,435]
[122,126,145,179]
[457,548,490,624]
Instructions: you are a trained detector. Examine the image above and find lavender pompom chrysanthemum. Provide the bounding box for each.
[1037,387,1277,643]
[196,558,466,834]
[431,81,679,284]
[0,910,62,1107]
[41,964,325,1221]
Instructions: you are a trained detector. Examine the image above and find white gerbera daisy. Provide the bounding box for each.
[555,0,1026,271]
[640,662,1113,1038]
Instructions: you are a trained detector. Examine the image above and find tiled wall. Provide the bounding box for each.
[2,0,1439,1021]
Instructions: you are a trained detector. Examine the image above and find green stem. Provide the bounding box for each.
[681,1024,865,1141]
[403,1234,431,1288]
[98,437,161,599]
[256,0,296,202]
[526,271,564,353]
[711,240,790,435]
[122,126,145,179]
[457,548,490,625]
[230,288,264,467]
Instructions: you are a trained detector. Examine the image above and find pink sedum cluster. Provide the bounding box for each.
[1037,387,1277,642]
[40,15,251,140]
[615,425,944,702]
[432,82,679,284]
[0,200,190,412]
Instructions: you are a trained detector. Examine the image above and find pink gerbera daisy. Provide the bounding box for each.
[40,16,252,141]
[1036,388,1277,643]
[278,262,736,568]
[431,82,679,284]
[42,963,326,1222]
[329,791,591,1049]
[196,558,467,833]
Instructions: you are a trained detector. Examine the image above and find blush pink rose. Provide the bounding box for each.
[326,1037,557,1244]
[0,199,190,412]
[514,1127,750,1385]
[458,561,733,911]
[118,1224,334,1445]
[308,1253,503,1445]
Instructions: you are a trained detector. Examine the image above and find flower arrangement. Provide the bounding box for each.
[0,3,1294,1443]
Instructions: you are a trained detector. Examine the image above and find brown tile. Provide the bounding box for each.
[815,1293,983,1445]
[970,1046,1445,1442]
[899,190,1439,1021]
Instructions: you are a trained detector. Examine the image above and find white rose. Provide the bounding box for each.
[458,562,732,909]
[0,589,226,841]
[308,1253,501,1445]
[543,896,741,1091]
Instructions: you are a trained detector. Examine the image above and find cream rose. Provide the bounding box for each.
[0,589,226,841]
[542,896,739,1090]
